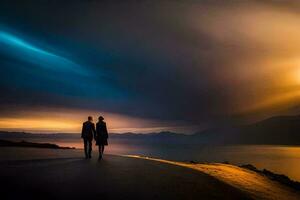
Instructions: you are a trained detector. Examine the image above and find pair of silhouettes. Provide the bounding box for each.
[81,116,108,160]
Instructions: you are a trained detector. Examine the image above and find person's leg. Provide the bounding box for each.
[88,140,92,158]
[83,139,88,158]
[98,145,102,160]
[101,145,105,154]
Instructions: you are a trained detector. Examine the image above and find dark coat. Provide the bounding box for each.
[95,121,108,146]
[81,121,96,140]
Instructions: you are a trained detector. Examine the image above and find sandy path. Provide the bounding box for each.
[124,155,300,200]
[0,154,250,200]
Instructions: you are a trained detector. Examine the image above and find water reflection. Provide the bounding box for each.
[7,138,300,181]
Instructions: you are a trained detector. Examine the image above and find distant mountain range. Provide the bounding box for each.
[0,131,193,143]
[235,115,300,145]
[0,131,187,139]
[192,115,300,145]
[1,114,300,145]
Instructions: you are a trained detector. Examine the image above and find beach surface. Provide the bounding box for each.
[0,147,299,200]
[126,155,300,200]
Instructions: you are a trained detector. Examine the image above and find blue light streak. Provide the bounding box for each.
[0,31,90,76]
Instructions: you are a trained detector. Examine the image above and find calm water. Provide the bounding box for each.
[3,138,300,181]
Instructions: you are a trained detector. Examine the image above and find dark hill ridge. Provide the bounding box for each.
[0,131,79,139]
[1,114,300,145]
[235,115,300,144]
[0,139,74,149]
[192,114,300,145]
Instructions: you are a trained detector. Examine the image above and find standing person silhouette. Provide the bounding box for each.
[95,116,108,160]
[81,116,96,159]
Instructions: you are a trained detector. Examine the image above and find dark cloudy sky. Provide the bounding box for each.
[1,0,300,133]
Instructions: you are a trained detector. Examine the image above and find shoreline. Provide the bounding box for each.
[0,139,75,150]
[124,155,300,200]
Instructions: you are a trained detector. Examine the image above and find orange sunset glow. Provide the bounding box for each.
[0,107,197,133]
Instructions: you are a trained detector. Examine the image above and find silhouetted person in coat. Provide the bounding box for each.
[95,116,108,160]
[81,116,96,159]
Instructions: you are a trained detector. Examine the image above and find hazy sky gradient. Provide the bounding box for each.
[1,0,300,133]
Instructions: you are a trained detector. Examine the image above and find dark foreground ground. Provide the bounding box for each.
[0,153,252,200]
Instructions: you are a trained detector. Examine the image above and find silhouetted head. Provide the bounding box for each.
[98,116,104,121]
[88,116,93,121]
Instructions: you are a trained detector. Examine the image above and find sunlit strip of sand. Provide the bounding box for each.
[123,155,300,200]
